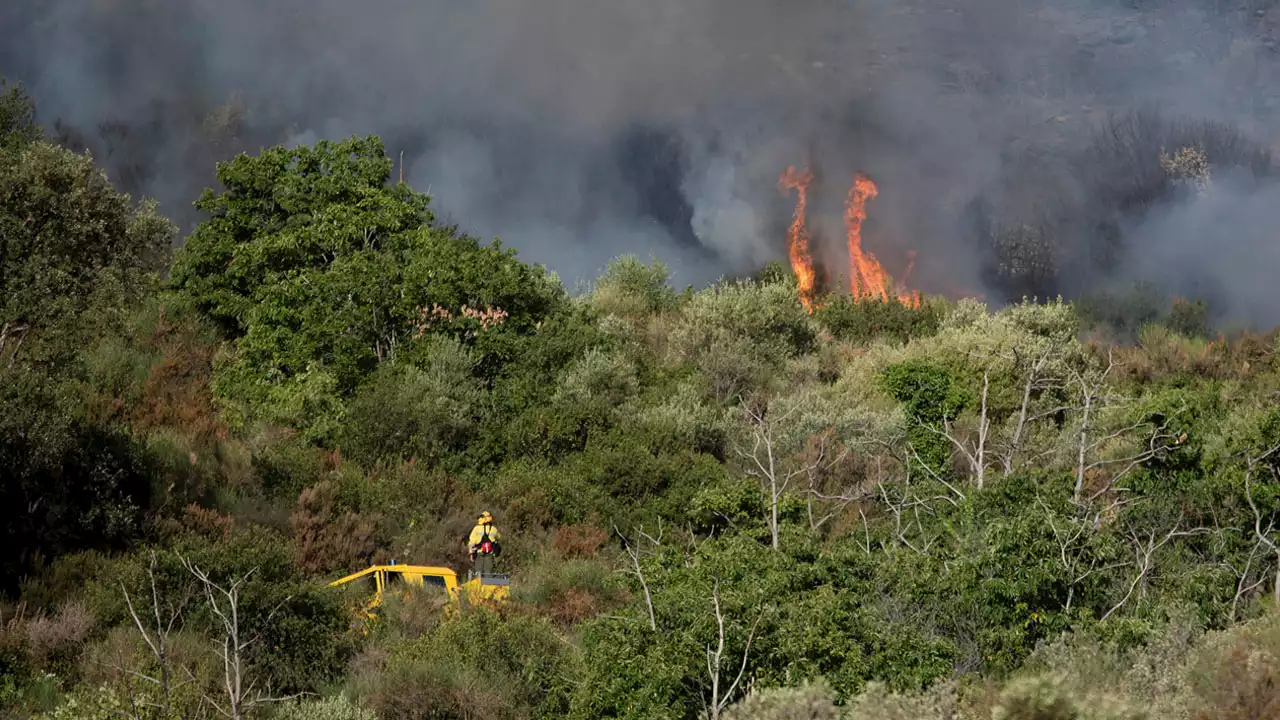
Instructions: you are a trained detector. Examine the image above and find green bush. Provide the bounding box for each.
[881,359,967,473]
[0,367,153,592]
[992,674,1145,720]
[814,296,944,345]
[514,557,626,626]
[341,338,485,469]
[360,610,578,720]
[722,680,842,720]
[271,693,376,720]
[590,256,679,319]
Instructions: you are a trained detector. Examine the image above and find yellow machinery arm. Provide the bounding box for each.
[328,563,510,618]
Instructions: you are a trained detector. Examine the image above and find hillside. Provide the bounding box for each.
[5,82,1280,720]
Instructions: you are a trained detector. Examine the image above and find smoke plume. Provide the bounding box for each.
[5,0,1280,318]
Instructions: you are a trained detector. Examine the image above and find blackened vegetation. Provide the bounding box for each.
[973,111,1280,305]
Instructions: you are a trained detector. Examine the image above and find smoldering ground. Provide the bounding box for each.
[5,0,1280,319]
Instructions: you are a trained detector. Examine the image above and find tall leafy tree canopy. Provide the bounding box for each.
[170,136,566,436]
[0,82,166,589]
[0,82,171,368]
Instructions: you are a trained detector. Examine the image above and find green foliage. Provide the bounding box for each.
[814,296,944,345]
[0,138,172,368]
[1074,283,1164,342]
[0,368,152,592]
[514,557,627,626]
[341,338,484,469]
[572,533,958,718]
[591,255,679,319]
[669,279,816,403]
[1076,284,1213,343]
[79,529,355,698]
[722,680,841,720]
[171,136,564,440]
[272,694,376,720]
[32,685,125,720]
[0,79,41,150]
[882,359,967,471]
[992,674,1144,720]
[359,609,578,720]
[1165,298,1210,340]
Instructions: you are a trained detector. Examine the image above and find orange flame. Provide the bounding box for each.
[778,165,818,311]
[843,173,920,308]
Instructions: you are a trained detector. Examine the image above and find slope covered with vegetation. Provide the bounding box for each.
[5,82,1280,720]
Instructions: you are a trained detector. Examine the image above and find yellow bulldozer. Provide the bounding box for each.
[328,562,510,627]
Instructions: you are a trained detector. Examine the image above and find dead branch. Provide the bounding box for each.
[117,550,193,718]
[704,577,764,720]
[180,556,299,719]
[734,399,843,551]
[999,346,1066,476]
[1243,443,1280,604]
[1071,352,1183,504]
[1102,517,1208,621]
[615,523,663,632]
[1037,496,1130,612]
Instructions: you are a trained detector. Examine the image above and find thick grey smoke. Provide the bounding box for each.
[5,0,1280,311]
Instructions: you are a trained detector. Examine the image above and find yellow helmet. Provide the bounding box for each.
[479,511,493,523]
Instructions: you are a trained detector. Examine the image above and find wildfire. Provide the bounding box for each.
[844,174,920,307]
[778,165,919,311]
[778,165,818,311]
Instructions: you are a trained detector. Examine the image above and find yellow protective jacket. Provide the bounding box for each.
[468,522,502,554]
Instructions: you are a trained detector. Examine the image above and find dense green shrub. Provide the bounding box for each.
[359,610,578,720]
[341,338,485,469]
[272,694,377,720]
[814,296,945,345]
[722,680,841,720]
[0,368,153,592]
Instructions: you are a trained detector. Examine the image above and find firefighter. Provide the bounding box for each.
[468,511,502,578]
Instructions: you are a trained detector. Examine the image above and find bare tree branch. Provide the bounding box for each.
[115,550,196,719]
[734,397,845,550]
[704,577,765,719]
[1102,517,1208,621]
[1036,496,1130,612]
[1243,443,1280,604]
[615,523,662,631]
[180,555,298,719]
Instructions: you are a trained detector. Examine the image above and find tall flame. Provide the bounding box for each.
[843,173,920,308]
[779,165,818,311]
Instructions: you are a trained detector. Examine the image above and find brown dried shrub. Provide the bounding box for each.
[548,588,600,626]
[155,503,233,543]
[0,602,94,679]
[24,602,93,668]
[1192,639,1280,720]
[129,306,226,443]
[552,523,607,559]
[292,482,383,576]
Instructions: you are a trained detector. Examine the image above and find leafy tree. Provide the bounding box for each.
[341,337,485,469]
[882,360,968,473]
[0,79,40,150]
[0,134,172,368]
[170,136,565,437]
[0,368,152,592]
